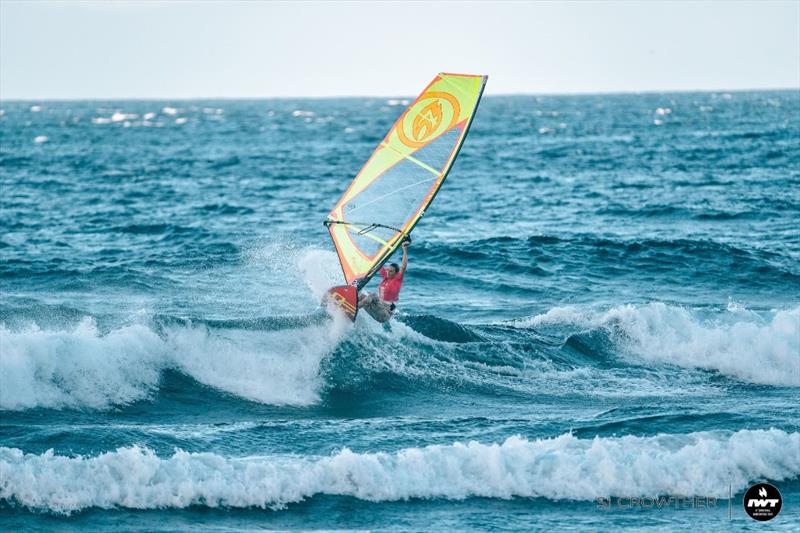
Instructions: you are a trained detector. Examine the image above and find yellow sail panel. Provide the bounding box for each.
[326,73,487,287]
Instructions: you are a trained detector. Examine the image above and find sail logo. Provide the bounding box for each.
[412,100,443,142]
[743,483,782,521]
[397,91,460,148]
[330,291,355,313]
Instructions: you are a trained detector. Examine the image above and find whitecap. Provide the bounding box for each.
[515,303,800,386]
[1,429,796,513]
[0,318,166,410]
[111,112,137,122]
[0,296,347,410]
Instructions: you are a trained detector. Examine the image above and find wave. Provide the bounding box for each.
[0,314,348,410]
[0,319,165,410]
[517,303,800,386]
[2,299,795,411]
[0,303,740,411]
[0,243,358,411]
[1,429,797,514]
[164,317,345,407]
[320,320,722,403]
[396,314,484,343]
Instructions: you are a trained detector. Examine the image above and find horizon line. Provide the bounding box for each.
[1,86,798,104]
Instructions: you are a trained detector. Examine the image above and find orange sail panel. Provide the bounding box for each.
[325,73,487,287]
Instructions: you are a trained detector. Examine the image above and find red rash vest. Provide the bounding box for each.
[378,267,404,302]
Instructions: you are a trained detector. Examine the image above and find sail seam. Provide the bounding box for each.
[344,175,438,217]
[381,141,440,176]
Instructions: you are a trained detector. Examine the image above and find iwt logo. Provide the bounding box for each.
[743,483,782,521]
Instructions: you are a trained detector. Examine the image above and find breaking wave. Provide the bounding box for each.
[0,315,348,410]
[1,429,797,514]
[517,303,800,386]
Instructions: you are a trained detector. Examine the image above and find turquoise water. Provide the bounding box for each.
[1,91,799,531]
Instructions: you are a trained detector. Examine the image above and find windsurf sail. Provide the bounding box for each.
[325,72,487,289]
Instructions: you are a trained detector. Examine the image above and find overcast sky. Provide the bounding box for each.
[1,0,798,100]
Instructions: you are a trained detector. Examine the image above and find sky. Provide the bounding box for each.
[1,0,798,100]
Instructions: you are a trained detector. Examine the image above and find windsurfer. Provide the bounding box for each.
[359,240,409,322]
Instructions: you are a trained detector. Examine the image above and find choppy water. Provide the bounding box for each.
[1,90,799,531]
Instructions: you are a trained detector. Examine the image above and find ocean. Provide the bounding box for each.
[1,90,798,531]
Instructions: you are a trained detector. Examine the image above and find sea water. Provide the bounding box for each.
[1,91,798,531]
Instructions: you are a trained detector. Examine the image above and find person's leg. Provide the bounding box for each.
[360,292,376,305]
[375,301,393,323]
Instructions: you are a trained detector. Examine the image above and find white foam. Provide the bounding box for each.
[166,321,340,407]
[111,112,137,122]
[175,117,188,125]
[29,105,41,113]
[518,303,800,386]
[0,318,165,410]
[33,135,48,144]
[162,106,178,116]
[0,313,346,410]
[1,429,796,514]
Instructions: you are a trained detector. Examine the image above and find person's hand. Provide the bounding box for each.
[401,240,410,249]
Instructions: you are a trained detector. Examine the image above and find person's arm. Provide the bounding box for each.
[399,240,409,275]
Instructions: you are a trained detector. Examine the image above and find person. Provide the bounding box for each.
[359,240,409,322]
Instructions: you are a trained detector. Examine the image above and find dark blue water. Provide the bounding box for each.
[1,91,799,531]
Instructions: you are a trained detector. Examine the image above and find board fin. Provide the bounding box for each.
[324,285,358,321]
